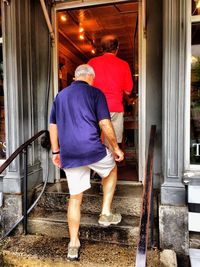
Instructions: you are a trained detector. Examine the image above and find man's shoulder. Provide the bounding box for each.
[90,85,105,97]
[56,85,72,98]
[88,55,103,64]
[90,84,101,92]
[115,56,129,66]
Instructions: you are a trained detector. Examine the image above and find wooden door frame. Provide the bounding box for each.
[52,0,147,182]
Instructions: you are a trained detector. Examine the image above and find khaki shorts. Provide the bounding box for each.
[104,112,124,145]
[63,149,116,195]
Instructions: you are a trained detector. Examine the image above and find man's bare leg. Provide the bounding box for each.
[68,192,83,247]
[101,165,117,215]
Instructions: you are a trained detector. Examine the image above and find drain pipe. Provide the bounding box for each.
[40,0,55,42]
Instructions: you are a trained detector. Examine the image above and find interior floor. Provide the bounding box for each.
[118,164,138,181]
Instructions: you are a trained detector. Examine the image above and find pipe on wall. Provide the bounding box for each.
[40,0,55,41]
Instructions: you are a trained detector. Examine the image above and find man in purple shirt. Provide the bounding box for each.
[49,64,124,261]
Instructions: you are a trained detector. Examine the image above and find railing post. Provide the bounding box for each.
[150,186,154,248]
[23,147,28,235]
[135,125,156,267]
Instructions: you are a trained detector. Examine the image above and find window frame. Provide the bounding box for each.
[185,1,200,173]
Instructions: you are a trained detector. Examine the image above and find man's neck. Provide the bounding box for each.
[75,76,93,85]
[104,51,117,56]
[76,78,88,83]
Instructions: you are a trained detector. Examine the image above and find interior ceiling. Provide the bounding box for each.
[57,2,138,72]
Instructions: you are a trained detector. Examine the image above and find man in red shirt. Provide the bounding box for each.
[88,34,133,145]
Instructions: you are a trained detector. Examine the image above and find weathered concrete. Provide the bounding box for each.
[2,194,23,235]
[160,249,177,267]
[159,205,189,255]
[1,235,160,267]
[34,180,158,218]
[34,181,143,217]
[28,210,139,246]
[28,180,159,247]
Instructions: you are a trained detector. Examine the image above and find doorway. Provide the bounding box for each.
[53,0,144,182]
[0,6,6,165]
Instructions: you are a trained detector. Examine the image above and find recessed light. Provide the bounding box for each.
[79,34,84,40]
[79,27,84,33]
[60,15,67,22]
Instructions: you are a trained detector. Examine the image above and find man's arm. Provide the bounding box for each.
[49,123,61,168]
[99,119,124,162]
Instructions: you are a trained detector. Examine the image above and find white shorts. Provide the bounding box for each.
[63,149,116,195]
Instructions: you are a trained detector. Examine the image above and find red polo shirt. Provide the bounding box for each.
[88,53,133,112]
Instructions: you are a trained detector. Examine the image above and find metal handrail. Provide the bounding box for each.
[0,130,49,236]
[0,130,48,174]
[135,125,156,267]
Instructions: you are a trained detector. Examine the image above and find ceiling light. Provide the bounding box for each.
[79,34,84,40]
[91,49,95,54]
[60,14,67,22]
[79,27,84,33]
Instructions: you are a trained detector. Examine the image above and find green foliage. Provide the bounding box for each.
[192,57,200,82]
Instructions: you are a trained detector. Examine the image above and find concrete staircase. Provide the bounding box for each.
[0,179,163,267]
[0,179,163,266]
[27,179,143,246]
[1,234,161,267]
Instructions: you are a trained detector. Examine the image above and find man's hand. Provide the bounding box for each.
[123,92,138,106]
[113,147,124,162]
[127,97,135,106]
[52,154,61,168]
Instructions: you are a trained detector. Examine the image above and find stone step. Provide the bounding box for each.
[28,210,140,246]
[33,180,143,217]
[1,235,161,267]
[35,180,143,197]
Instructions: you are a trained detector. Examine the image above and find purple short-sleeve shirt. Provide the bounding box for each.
[50,80,111,168]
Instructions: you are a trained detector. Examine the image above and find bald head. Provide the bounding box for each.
[100,35,119,54]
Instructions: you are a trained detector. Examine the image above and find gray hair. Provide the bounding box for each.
[74,64,95,79]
